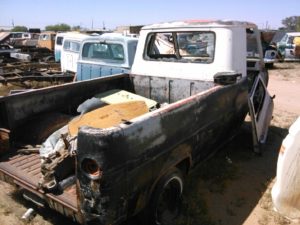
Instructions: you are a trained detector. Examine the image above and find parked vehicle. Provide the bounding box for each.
[0,44,20,59]
[272,117,300,221]
[60,33,89,73]
[37,32,56,51]
[0,20,273,225]
[76,33,138,81]
[260,31,278,68]
[9,32,32,43]
[277,32,300,61]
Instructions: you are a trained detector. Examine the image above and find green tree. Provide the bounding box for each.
[281,16,300,31]
[45,23,71,32]
[11,26,28,32]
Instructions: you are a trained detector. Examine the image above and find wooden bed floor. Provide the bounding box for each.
[0,152,78,211]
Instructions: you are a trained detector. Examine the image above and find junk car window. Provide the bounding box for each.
[287,36,294,44]
[247,30,260,59]
[145,31,215,63]
[56,36,63,45]
[253,80,265,121]
[39,34,50,40]
[63,40,80,52]
[82,43,125,61]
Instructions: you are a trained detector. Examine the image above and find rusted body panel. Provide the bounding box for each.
[37,32,56,51]
[76,76,249,224]
[0,72,248,224]
[0,74,131,130]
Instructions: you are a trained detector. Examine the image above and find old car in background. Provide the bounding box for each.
[277,32,300,61]
[60,32,89,73]
[260,30,279,68]
[37,31,56,51]
[76,33,138,81]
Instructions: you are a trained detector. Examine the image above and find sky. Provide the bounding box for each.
[1,0,299,30]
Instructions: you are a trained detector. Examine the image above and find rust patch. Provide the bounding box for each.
[0,128,10,153]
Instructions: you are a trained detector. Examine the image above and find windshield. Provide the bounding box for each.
[145,31,215,63]
[82,42,125,61]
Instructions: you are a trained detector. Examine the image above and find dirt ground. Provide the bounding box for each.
[0,62,299,225]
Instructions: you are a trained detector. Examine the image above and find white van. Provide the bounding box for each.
[60,33,89,73]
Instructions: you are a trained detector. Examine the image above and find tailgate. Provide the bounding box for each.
[0,152,82,223]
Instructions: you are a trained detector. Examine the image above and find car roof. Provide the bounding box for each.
[286,32,300,36]
[82,33,138,43]
[142,19,257,30]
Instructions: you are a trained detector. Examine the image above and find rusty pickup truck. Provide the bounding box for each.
[0,20,273,225]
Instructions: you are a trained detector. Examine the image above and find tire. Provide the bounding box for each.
[265,63,273,69]
[147,168,184,225]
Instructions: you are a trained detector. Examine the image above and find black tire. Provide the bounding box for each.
[265,63,273,69]
[147,168,184,225]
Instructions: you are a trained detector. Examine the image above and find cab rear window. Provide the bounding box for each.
[82,42,125,61]
[144,31,215,63]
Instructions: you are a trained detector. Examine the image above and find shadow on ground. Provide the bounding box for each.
[124,122,288,225]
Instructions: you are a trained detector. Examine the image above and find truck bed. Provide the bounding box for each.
[0,151,81,223]
[0,73,218,223]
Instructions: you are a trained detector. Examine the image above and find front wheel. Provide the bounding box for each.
[147,168,184,225]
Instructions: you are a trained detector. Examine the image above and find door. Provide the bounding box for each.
[248,74,274,153]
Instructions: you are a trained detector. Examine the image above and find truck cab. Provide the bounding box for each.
[133,20,268,85]
[60,33,89,73]
[37,32,56,51]
[76,33,138,81]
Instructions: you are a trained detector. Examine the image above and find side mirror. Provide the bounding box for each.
[214,72,242,85]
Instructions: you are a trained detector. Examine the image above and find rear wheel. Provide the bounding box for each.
[148,168,184,225]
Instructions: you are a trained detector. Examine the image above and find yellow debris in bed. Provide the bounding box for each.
[68,101,148,136]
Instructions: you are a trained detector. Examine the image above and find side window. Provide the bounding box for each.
[71,42,80,52]
[145,31,215,63]
[15,33,22,38]
[281,34,288,43]
[39,34,50,40]
[252,80,265,121]
[287,36,294,45]
[247,28,260,58]
[56,36,63,45]
[63,41,80,52]
[148,33,175,55]
[63,40,71,50]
